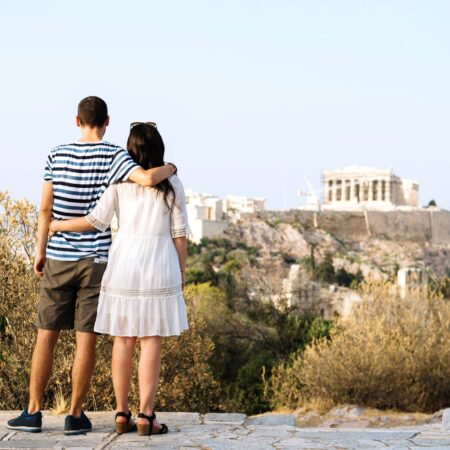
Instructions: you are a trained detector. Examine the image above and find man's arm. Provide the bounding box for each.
[34,181,54,278]
[128,163,176,187]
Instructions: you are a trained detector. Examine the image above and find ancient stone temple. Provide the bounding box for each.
[322,166,419,210]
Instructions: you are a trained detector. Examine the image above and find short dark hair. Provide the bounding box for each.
[77,96,108,128]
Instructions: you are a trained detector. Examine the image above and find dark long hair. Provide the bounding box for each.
[127,123,175,210]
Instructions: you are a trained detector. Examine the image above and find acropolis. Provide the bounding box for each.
[322,166,419,210]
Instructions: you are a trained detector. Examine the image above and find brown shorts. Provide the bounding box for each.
[35,258,107,333]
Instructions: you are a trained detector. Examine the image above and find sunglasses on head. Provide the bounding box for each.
[130,121,157,129]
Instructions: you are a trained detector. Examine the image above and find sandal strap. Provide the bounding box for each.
[115,411,132,421]
[137,412,156,421]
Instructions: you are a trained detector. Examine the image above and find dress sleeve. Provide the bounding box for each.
[86,185,118,232]
[108,148,139,185]
[170,176,191,239]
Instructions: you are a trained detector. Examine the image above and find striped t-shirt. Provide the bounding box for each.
[44,141,138,261]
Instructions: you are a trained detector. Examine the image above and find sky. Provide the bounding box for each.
[0,0,449,210]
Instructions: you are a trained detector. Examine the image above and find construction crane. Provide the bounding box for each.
[297,177,323,211]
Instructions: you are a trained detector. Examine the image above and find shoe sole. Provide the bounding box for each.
[64,428,92,435]
[6,425,42,433]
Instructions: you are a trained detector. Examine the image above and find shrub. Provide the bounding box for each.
[0,192,222,412]
[336,268,364,288]
[429,274,450,299]
[187,282,333,414]
[48,312,222,414]
[315,253,336,283]
[265,282,450,412]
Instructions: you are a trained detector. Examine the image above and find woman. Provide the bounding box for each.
[49,122,189,436]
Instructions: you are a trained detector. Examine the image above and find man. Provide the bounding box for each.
[7,96,176,434]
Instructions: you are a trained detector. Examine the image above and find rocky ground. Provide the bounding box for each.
[1,409,450,449]
[293,404,444,429]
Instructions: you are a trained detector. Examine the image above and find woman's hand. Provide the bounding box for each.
[48,220,59,238]
[181,270,186,289]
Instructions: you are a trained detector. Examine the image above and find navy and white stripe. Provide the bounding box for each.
[44,141,138,261]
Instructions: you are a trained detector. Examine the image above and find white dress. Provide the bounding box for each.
[86,175,190,337]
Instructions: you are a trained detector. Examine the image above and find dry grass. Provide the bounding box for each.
[266,281,450,412]
[0,193,223,413]
[50,386,69,415]
[301,397,335,415]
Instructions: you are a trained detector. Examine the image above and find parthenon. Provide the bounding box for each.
[322,166,419,210]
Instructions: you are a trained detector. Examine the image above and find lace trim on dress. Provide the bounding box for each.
[86,213,109,232]
[171,227,188,238]
[101,285,182,298]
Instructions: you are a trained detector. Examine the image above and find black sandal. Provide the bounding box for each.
[115,411,137,434]
[137,412,168,436]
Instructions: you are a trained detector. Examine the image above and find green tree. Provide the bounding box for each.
[315,253,336,283]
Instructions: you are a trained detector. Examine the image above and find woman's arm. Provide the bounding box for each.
[50,217,95,235]
[50,185,118,235]
[172,236,187,288]
[169,176,190,289]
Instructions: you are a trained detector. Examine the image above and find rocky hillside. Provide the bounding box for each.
[225,212,450,279]
[221,212,450,316]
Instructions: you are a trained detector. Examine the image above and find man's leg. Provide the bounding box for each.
[69,258,105,418]
[28,329,60,414]
[69,331,97,417]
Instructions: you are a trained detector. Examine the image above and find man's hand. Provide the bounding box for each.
[34,253,47,278]
[168,162,177,174]
[36,181,54,274]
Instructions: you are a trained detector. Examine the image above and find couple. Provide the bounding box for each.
[7,96,189,436]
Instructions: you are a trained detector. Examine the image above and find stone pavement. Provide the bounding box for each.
[1,411,450,450]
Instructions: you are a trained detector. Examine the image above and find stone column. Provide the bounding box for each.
[350,179,356,203]
[386,179,391,203]
[368,180,373,201]
[377,179,382,201]
[336,179,342,201]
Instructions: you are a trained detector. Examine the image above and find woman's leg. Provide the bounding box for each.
[137,336,162,429]
[112,336,137,423]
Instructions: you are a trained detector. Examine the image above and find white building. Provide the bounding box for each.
[397,267,428,299]
[185,189,224,221]
[185,189,228,243]
[223,194,266,214]
[185,190,267,243]
[322,166,419,210]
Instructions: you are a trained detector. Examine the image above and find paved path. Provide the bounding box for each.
[1,411,450,449]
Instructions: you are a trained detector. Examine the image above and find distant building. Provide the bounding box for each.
[397,267,428,299]
[185,190,266,243]
[223,194,266,214]
[322,166,419,210]
[185,189,227,243]
[185,189,224,221]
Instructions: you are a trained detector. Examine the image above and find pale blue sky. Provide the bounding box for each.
[0,0,449,209]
